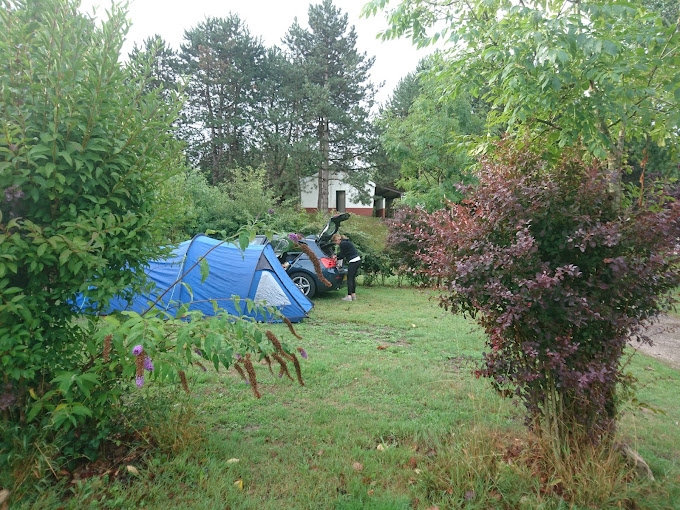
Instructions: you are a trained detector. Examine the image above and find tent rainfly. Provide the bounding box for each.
[106,235,313,322]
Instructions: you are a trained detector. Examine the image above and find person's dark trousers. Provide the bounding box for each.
[347,260,361,295]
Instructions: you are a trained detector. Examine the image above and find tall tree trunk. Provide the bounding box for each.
[317,116,330,211]
[205,84,218,185]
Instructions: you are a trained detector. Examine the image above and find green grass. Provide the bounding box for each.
[10,285,680,509]
[669,287,680,319]
[344,215,389,251]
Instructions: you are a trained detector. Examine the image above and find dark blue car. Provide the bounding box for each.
[252,214,349,298]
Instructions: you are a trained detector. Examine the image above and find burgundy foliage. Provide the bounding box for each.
[386,205,438,285]
[410,145,680,439]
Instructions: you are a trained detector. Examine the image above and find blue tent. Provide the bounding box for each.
[106,235,313,322]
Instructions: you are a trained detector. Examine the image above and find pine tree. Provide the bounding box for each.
[179,15,266,185]
[284,0,376,211]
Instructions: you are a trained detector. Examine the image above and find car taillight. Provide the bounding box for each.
[320,257,336,268]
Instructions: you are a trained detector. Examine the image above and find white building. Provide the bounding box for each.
[300,172,401,217]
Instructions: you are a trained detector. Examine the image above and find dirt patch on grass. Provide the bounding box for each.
[630,315,680,370]
[444,354,478,372]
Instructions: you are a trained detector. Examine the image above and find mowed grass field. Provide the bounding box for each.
[15,285,680,509]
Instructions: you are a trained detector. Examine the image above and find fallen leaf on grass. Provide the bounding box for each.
[376,444,385,451]
[377,345,388,350]
[352,462,363,471]
[226,458,240,464]
[126,465,139,476]
[489,490,502,500]
[233,479,243,490]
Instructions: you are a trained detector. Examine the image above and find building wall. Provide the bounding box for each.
[300,173,375,215]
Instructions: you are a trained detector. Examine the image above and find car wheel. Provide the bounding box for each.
[289,272,316,298]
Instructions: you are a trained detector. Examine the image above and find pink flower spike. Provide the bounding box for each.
[297,347,308,359]
[132,345,143,356]
[135,375,145,388]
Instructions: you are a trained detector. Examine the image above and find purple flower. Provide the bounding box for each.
[297,347,308,359]
[132,345,143,356]
[3,185,24,202]
[268,208,275,214]
[135,375,145,388]
[143,356,154,372]
[287,232,303,242]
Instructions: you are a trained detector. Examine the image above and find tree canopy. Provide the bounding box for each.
[377,56,485,210]
[364,0,680,183]
[285,0,378,210]
[130,1,380,208]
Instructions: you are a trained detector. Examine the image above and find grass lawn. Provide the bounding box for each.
[13,285,680,509]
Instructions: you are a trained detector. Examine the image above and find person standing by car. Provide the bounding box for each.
[332,234,361,301]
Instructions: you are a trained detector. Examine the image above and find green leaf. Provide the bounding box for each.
[59,249,72,266]
[26,401,44,423]
[551,76,561,91]
[43,162,56,178]
[69,404,93,418]
[52,372,76,395]
[238,232,250,251]
[58,150,73,166]
[199,257,210,283]
[74,373,99,398]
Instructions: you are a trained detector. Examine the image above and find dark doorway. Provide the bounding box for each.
[336,190,346,213]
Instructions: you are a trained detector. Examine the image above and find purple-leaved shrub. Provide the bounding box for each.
[411,144,680,442]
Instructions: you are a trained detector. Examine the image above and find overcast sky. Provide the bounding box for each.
[78,0,430,106]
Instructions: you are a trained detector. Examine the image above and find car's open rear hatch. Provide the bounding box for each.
[318,213,350,244]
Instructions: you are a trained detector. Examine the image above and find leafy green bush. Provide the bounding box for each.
[341,230,392,286]
[0,1,308,486]
[166,167,278,239]
[162,167,325,241]
[259,200,321,237]
[0,0,185,460]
